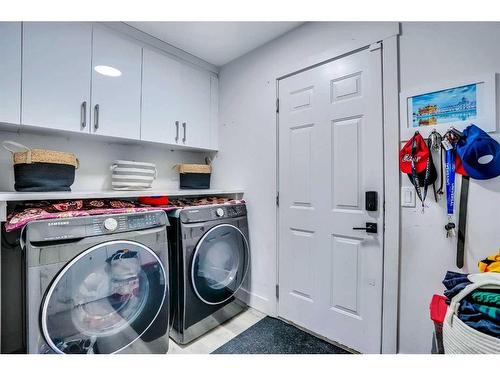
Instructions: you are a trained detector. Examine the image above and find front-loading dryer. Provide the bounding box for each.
[1,211,170,354]
[167,203,250,344]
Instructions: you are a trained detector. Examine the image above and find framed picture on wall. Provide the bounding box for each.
[400,73,497,140]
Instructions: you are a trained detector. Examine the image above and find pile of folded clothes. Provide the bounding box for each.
[442,252,500,339]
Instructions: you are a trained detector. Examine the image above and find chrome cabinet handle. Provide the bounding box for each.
[182,122,186,143]
[175,121,179,142]
[94,104,99,131]
[80,101,87,129]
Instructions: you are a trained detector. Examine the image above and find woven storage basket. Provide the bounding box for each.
[110,160,157,190]
[443,273,500,353]
[3,141,79,192]
[177,163,211,189]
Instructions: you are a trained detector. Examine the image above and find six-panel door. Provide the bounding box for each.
[278,47,384,353]
[22,22,92,133]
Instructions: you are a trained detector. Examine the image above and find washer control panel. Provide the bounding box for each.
[27,211,168,242]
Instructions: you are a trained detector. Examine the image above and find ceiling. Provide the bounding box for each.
[126,22,303,66]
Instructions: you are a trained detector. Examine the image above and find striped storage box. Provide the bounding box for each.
[110,160,157,190]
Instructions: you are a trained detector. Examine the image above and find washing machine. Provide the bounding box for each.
[1,211,170,354]
[167,203,250,344]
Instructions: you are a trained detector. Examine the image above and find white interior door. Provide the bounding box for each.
[278,46,384,353]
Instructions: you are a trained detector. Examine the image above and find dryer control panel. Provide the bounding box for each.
[180,203,247,224]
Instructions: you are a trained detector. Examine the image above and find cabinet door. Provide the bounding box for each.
[141,49,183,145]
[180,64,211,149]
[209,75,219,150]
[0,22,21,125]
[22,22,92,133]
[91,26,142,140]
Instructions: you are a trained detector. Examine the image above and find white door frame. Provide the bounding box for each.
[275,34,400,353]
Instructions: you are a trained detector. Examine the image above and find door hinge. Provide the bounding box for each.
[369,42,382,52]
[276,192,279,206]
[276,98,279,113]
[276,284,279,298]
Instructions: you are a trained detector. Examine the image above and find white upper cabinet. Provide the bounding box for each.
[141,48,184,144]
[91,26,142,140]
[179,64,212,149]
[22,22,92,133]
[3,22,218,150]
[0,22,21,125]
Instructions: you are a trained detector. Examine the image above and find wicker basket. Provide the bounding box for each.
[177,163,211,189]
[3,141,79,192]
[443,273,500,353]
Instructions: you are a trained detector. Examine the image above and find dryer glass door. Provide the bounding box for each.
[191,224,250,305]
[41,240,167,354]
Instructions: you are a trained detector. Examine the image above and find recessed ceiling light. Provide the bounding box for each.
[94,65,122,77]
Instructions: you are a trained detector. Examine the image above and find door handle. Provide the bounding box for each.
[175,121,180,142]
[182,122,186,143]
[80,101,87,129]
[353,222,377,234]
[94,104,99,131]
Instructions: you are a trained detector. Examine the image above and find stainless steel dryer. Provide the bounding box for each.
[1,211,170,354]
[167,203,250,344]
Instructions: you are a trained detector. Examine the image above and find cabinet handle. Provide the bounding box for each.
[94,104,99,131]
[80,101,87,129]
[182,122,186,143]
[175,121,179,142]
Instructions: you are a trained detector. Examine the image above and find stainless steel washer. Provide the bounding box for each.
[167,203,250,344]
[2,211,170,354]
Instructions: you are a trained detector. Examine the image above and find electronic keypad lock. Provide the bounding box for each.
[365,191,378,212]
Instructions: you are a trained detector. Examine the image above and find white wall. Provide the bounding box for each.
[211,22,399,315]
[0,128,207,192]
[398,22,500,353]
[214,21,500,353]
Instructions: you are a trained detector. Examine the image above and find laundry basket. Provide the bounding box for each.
[443,273,500,353]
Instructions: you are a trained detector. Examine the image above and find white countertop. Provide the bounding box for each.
[0,189,244,202]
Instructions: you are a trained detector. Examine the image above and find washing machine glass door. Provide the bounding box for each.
[191,224,250,305]
[41,240,167,354]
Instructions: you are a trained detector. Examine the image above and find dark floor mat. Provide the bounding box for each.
[212,317,351,354]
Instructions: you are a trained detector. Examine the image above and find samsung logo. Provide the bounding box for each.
[48,221,70,226]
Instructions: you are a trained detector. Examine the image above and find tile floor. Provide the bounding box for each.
[167,308,266,354]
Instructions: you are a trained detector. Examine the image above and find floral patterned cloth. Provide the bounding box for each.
[4,197,245,232]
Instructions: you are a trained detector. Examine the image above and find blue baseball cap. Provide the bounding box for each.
[456,124,500,180]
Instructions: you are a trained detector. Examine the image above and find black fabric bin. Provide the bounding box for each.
[178,164,211,190]
[179,173,211,190]
[13,163,76,192]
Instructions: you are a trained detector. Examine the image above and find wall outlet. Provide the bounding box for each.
[401,186,416,207]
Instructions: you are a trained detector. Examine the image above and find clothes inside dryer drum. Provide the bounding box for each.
[40,241,167,354]
[191,224,249,305]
